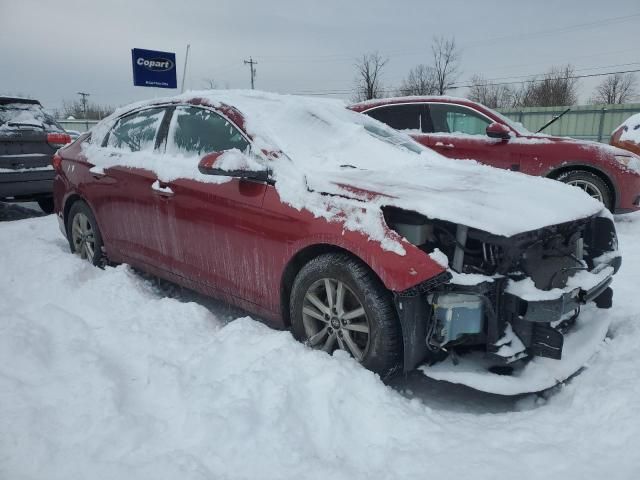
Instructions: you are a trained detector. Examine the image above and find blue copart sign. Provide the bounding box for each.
[131,48,177,89]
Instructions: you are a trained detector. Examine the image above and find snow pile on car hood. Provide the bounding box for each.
[89,90,604,245]
[2,214,640,479]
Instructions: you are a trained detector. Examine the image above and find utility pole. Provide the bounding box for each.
[181,44,190,93]
[77,92,90,119]
[243,57,257,89]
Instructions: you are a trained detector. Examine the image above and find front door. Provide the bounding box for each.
[158,105,269,303]
[422,103,520,172]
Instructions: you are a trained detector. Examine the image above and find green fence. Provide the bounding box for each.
[497,103,640,143]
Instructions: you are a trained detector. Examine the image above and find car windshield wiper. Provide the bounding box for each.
[536,108,571,133]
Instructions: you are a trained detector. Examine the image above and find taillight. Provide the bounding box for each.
[47,132,72,148]
[52,153,63,172]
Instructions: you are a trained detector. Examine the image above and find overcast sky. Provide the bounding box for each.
[1,0,639,113]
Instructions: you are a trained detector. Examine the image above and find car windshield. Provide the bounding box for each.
[362,122,425,154]
[486,107,533,135]
[0,102,64,132]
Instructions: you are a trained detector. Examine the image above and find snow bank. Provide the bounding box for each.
[1,215,640,479]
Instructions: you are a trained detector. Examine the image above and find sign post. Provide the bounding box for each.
[131,48,177,89]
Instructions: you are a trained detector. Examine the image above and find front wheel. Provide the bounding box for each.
[66,200,105,266]
[290,253,403,379]
[556,170,613,210]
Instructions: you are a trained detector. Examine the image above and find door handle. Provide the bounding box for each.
[151,180,174,196]
[434,141,455,149]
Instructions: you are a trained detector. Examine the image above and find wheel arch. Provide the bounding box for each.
[279,243,385,328]
[546,163,617,210]
[62,193,84,231]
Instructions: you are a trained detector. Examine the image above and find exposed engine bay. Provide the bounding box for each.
[383,206,621,374]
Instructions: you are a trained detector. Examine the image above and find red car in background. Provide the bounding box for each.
[350,97,640,213]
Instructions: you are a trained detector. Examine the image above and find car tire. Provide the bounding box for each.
[66,200,106,267]
[556,170,613,210]
[290,252,403,379]
[36,197,54,214]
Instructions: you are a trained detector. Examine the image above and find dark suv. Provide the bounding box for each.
[1,97,71,213]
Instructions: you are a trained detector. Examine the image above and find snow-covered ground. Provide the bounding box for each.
[1,213,639,479]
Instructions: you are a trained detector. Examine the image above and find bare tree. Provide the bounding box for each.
[431,36,460,95]
[62,100,113,120]
[590,73,637,104]
[397,64,438,96]
[513,65,578,107]
[467,75,516,108]
[353,52,388,102]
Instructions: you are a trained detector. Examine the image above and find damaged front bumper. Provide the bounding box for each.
[419,307,612,395]
[394,254,620,393]
[501,260,618,361]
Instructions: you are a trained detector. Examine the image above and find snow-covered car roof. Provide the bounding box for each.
[89,90,604,246]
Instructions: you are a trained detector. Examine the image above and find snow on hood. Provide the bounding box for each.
[89,90,604,249]
[305,161,603,237]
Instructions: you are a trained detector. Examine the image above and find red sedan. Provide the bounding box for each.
[350,96,640,213]
[53,91,619,389]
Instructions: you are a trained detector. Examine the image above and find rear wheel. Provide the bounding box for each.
[66,201,105,266]
[290,253,403,379]
[556,170,613,210]
[36,197,54,214]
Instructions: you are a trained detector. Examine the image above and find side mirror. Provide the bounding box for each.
[198,151,270,183]
[486,122,511,140]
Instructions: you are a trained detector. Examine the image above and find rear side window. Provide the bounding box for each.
[426,104,491,135]
[364,104,425,132]
[166,106,249,156]
[105,108,166,152]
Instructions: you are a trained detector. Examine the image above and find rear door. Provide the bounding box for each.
[160,105,269,302]
[364,103,427,142]
[91,106,173,267]
[423,103,519,171]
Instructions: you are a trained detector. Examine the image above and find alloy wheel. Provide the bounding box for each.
[71,212,96,261]
[302,278,370,361]
[566,179,604,202]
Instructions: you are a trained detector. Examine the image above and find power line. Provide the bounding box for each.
[289,67,640,97]
[250,12,640,64]
[452,68,640,90]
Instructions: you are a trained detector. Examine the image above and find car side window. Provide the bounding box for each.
[105,107,166,151]
[364,104,425,132]
[166,106,249,156]
[427,104,491,136]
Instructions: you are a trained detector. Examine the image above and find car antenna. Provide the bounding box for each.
[536,108,571,133]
